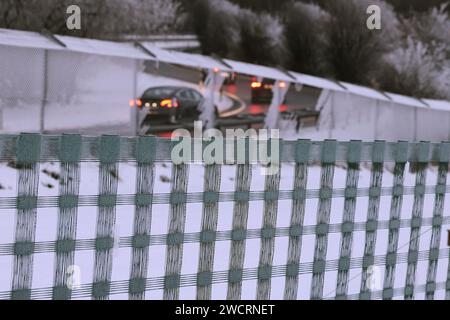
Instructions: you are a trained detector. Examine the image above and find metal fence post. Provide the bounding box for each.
[40,50,48,133]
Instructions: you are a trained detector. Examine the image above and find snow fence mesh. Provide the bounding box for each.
[0,134,450,300]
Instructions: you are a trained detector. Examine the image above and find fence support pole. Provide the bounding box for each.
[264,81,289,130]
[131,59,140,136]
[374,100,380,140]
[40,50,48,133]
[199,69,225,130]
[0,104,3,132]
[413,108,418,141]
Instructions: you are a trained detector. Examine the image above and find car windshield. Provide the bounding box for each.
[142,87,176,99]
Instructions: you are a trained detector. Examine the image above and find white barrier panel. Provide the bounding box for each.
[0,44,137,133]
[0,45,46,132]
[44,51,136,131]
[317,91,378,141]
[315,90,450,142]
[1,28,449,140]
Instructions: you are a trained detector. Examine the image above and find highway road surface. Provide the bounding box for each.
[146,61,321,115]
[48,61,321,136]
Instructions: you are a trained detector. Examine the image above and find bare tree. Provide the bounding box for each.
[1,0,45,30]
[192,0,242,57]
[132,0,184,35]
[324,0,400,85]
[238,9,287,66]
[283,2,330,76]
[380,37,450,99]
[402,4,450,53]
[191,0,286,66]
[0,0,183,38]
[379,4,450,99]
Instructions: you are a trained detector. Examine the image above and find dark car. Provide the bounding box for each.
[251,77,274,104]
[134,86,204,124]
[250,77,287,104]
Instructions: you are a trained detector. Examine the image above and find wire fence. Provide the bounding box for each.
[0,133,450,300]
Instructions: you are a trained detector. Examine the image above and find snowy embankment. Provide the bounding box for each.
[0,159,448,299]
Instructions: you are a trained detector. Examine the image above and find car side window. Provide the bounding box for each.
[190,90,203,101]
[178,90,189,100]
[178,90,192,100]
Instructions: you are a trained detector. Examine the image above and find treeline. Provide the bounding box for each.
[209,0,450,14]
[188,0,450,100]
[0,0,186,39]
[0,0,448,99]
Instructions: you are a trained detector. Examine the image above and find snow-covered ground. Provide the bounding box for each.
[0,159,449,300]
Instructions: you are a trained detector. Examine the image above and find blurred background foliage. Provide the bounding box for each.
[0,0,448,99]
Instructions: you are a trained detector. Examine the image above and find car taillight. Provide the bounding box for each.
[129,99,142,108]
[160,98,179,108]
[251,81,262,88]
[160,99,172,108]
